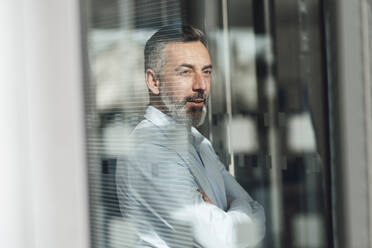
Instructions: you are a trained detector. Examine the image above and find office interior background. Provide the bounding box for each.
[1,0,372,248]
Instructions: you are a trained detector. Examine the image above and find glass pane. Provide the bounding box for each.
[82,0,332,247]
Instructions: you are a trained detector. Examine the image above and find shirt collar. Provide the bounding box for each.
[144,105,190,138]
[144,105,176,128]
[191,126,205,151]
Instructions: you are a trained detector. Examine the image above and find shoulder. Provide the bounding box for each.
[131,119,163,140]
[124,120,188,165]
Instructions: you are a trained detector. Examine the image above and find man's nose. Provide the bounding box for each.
[192,73,207,92]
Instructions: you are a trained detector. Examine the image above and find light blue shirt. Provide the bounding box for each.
[116,106,265,248]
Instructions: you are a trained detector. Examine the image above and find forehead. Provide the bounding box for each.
[162,41,211,66]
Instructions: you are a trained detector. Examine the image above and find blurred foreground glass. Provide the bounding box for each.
[82,0,332,247]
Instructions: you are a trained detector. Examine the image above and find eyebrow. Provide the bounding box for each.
[202,65,213,70]
[175,64,213,70]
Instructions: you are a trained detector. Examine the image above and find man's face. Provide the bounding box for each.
[159,41,212,127]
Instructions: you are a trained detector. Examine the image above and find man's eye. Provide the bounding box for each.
[204,70,212,75]
[179,70,191,75]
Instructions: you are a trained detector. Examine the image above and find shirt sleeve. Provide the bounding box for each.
[219,160,266,247]
[117,142,265,248]
[190,141,266,248]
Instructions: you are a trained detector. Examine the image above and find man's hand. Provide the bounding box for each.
[197,189,214,204]
[227,197,233,209]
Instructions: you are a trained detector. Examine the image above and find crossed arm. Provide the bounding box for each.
[190,160,265,248]
[117,144,265,248]
[197,188,233,211]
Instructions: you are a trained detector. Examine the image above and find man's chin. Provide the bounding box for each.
[187,105,207,127]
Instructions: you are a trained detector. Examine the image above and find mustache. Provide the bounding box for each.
[184,92,207,103]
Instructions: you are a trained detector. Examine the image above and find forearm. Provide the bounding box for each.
[173,197,265,248]
[227,199,266,247]
[220,166,266,246]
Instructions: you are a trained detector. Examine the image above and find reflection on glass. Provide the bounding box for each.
[115,25,265,247]
[84,0,332,247]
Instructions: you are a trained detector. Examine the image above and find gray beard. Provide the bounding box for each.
[160,95,207,127]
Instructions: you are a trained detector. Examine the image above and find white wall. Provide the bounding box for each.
[0,1,89,248]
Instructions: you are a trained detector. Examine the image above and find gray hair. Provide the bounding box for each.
[144,24,208,75]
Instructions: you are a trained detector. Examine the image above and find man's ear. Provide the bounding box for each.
[145,69,160,95]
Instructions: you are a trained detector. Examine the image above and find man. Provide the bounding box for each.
[116,25,265,248]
